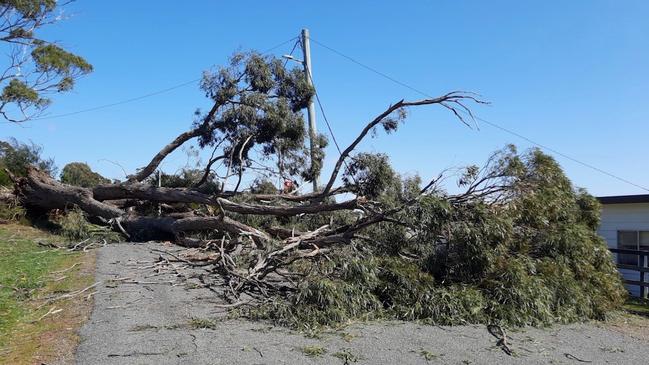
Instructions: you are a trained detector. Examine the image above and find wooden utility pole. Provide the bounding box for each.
[301,28,319,192]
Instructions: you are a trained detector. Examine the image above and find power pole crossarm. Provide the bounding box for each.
[301,28,320,192]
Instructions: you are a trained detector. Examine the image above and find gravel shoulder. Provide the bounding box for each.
[75,243,649,365]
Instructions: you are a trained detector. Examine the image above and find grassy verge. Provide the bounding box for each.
[0,223,96,364]
[624,297,649,317]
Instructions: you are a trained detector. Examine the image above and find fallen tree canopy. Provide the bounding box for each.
[5,51,626,329]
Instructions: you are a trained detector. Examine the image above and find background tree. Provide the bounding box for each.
[142,168,220,195]
[0,138,55,185]
[0,0,92,122]
[60,162,109,188]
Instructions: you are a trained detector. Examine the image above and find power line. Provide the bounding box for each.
[260,36,300,54]
[283,37,301,68]
[312,85,359,185]
[474,116,649,193]
[310,81,359,185]
[14,36,300,123]
[313,91,343,155]
[31,79,201,121]
[310,38,432,99]
[310,37,649,193]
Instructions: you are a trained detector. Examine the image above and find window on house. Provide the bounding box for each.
[617,230,649,265]
[641,231,649,250]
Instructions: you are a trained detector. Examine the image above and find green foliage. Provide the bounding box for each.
[0,138,53,226]
[299,345,326,357]
[0,78,49,107]
[418,349,442,361]
[31,44,92,76]
[332,348,363,363]
[55,208,122,243]
[575,188,601,230]
[60,162,110,188]
[248,147,625,330]
[2,0,56,18]
[343,153,397,199]
[416,148,625,326]
[0,138,56,186]
[0,191,25,222]
[1,0,92,122]
[145,168,221,195]
[248,255,486,330]
[197,52,324,184]
[249,178,278,194]
[189,317,218,329]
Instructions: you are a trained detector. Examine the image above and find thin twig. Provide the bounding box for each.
[50,262,80,274]
[32,307,63,322]
[487,324,514,356]
[564,353,592,363]
[37,282,100,308]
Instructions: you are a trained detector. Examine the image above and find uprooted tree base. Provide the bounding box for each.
[6,51,626,330]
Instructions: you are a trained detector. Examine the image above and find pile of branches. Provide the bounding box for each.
[5,51,626,328]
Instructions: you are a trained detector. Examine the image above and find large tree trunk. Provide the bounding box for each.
[14,168,123,218]
[12,168,275,245]
[93,183,217,204]
[120,214,270,245]
[93,182,359,216]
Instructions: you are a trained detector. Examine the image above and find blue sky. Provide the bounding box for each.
[2,1,648,196]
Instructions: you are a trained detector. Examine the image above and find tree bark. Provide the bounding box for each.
[14,168,123,218]
[119,214,269,245]
[93,183,216,204]
[93,183,358,216]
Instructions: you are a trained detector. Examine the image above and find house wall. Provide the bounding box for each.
[598,202,649,296]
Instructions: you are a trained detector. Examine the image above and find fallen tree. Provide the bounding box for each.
[5,51,626,329]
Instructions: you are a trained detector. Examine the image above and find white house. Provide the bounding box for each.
[597,194,649,296]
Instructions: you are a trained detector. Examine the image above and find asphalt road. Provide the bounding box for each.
[75,243,649,364]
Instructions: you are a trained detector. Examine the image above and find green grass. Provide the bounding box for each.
[332,348,362,363]
[417,348,443,361]
[299,345,326,357]
[0,225,73,346]
[624,297,649,316]
[0,223,96,364]
[189,317,218,329]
